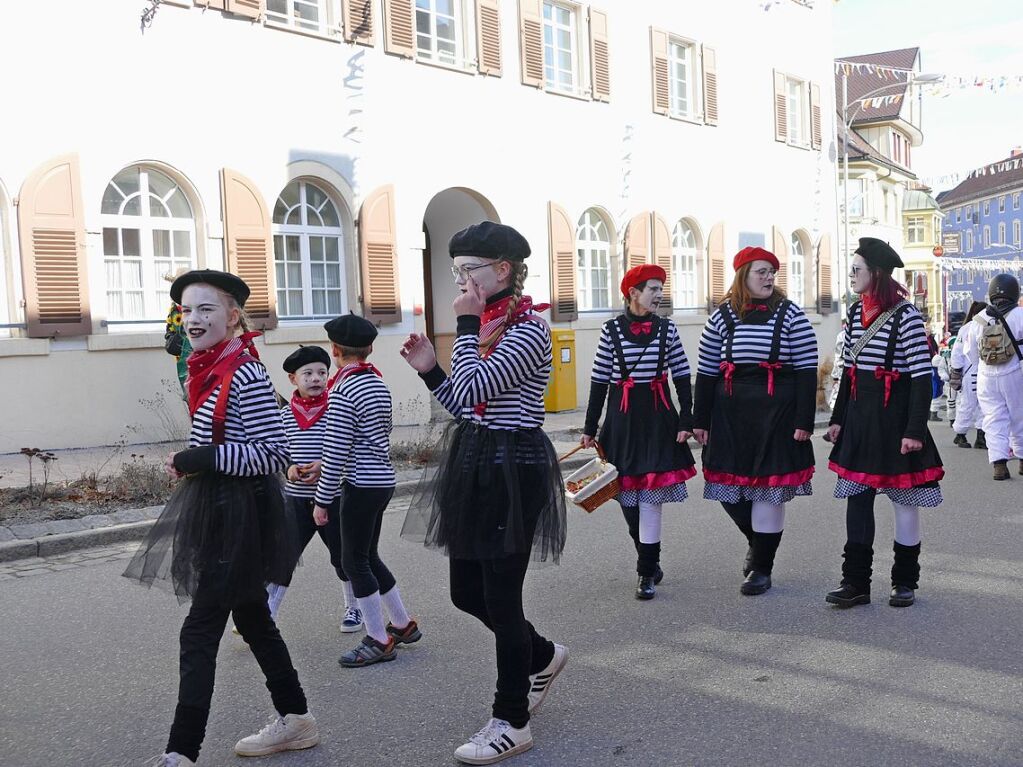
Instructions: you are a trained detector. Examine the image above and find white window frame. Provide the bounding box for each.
[997,222,1006,246]
[846,178,865,218]
[965,229,974,252]
[667,36,701,121]
[906,216,925,245]
[1014,193,1020,210]
[671,220,699,310]
[785,75,809,148]
[789,232,805,308]
[415,0,476,71]
[999,196,1006,213]
[1014,220,1021,247]
[101,167,197,328]
[983,200,990,216]
[956,208,961,223]
[272,180,348,321]
[543,0,588,98]
[983,225,990,249]
[265,0,340,39]
[575,209,612,312]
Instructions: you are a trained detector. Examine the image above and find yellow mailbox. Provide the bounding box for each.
[544,329,578,412]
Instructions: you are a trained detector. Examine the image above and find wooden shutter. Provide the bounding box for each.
[702,45,718,125]
[226,0,262,19]
[476,0,502,76]
[707,222,725,307]
[343,0,375,44]
[773,70,787,142]
[359,185,402,324]
[518,0,543,87]
[772,225,789,295]
[650,28,669,116]
[194,0,227,10]
[652,213,673,316]
[18,154,91,337]
[624,212,649,271]
[220,168,277,330]
[547,201,577,322]
[589,8,610,102]
[817,233,833,314]
[810,81,822,150]
[383,0,415,57]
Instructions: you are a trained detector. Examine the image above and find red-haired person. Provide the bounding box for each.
[826,238,944,609]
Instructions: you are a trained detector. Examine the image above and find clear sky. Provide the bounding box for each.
[833,0,1023,195]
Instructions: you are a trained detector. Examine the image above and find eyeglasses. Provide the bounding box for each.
[849,266,864,276]
[752,268,777,278]
[451,262,496,281]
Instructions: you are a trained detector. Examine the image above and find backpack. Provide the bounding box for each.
[975,308,1023,365]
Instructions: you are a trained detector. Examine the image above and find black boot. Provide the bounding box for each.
[973,429,987,449]
[890,541,920,607]
[953,433,969,448]
[826,543,873,607]
[993,460,1010,480]
[636,542,661,600]
[722,502,755,576]
[741,532,782,595]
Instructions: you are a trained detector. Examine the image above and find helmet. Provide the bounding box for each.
[988,273,1020,305]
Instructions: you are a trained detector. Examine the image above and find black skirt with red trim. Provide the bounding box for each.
[829,369,944,489]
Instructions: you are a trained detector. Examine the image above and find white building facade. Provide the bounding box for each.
[0,0,839,452]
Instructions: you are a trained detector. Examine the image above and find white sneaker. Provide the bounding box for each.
[454,718,533,765]
[340,606,364,633]
[527,643,568,713]
[234,712,319,757]
[148,754,195,767]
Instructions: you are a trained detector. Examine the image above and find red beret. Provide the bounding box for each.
[620,264,667,299]
[733,247,779,272]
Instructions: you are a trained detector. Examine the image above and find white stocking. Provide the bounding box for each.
[638,502,663,544]
[751,502,785,534]
[893,503,921,545]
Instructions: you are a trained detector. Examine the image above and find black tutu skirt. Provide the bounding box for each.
[599,379,695,478]
[401,420,567,563]
[122,472,299,607]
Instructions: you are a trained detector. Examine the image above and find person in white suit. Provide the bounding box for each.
[949,301,987,450]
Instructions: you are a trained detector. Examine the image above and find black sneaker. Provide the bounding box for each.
[953,433,969,448]
[339,636,397,667]
[386,619,423,645]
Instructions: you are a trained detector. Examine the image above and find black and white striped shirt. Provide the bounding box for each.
[842,302,931,378]
[590,316,691,384]
[314,369,395,504]
[427,315,551,430]
[188,360,290,476]
[698,302,818,374]
[280,405,327,499]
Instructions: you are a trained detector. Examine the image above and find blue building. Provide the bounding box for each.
[937,149,1023,314]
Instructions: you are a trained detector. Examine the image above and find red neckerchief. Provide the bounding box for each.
[743,303,770,312]
[629,320,653,335]
[290,389,329,430]
[473,294,550,417]
[337,361,383,383]
[185,331,261,417]
[861,294,882,328]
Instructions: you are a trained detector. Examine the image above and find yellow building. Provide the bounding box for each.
[902,188,945,330]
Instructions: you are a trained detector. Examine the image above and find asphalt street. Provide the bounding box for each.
[2,435,1021,767]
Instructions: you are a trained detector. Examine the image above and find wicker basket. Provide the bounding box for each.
[560,443,620,513]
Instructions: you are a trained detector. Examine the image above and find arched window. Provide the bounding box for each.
[576,208,612,311]
[672,220,698,310]
[789,232,805,307]
[101,166,196,322]
[273,180,347,319]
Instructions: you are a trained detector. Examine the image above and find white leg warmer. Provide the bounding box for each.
[638,502,663,544]
[751,502,785,534]
[893,503,921,546]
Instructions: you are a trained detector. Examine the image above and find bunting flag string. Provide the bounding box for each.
[857,93,903,110]
[920,157,1023,190]
[940,256,1023,274]
[834,60,1023,95]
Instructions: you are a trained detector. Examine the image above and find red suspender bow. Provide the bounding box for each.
[650,374,671,410]
[874,367,901,407]
[629,321,653,335]
[617,377,636,412]
[758,362,784,396]
[719,361,736,396]
[847,363,858,400]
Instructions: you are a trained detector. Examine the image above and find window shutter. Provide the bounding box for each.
[518,0,543,87]
[18,154,91,338]
[383,0,415,57]
[588,8,610,102]
[476,0,503,76]
[225,0,262,19]
[547,201,577,323]
[707,222,726,307]
[816,233,833,314]
[358,185,402,324]
[343,0,375,44]
[772,225,789,295]
[220,168,277,330]
[773,70,787,142]
[652,213,673,316]
[650,28,669,116]
[702,45,718,125]
[624,212,650,271]
[194,1,227,9]
[810,81,822,150]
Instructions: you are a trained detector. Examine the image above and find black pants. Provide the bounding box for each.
[449,554,555,729]
[167,569,308,762]
[281,495,347,586]
[339,483,397,599]
[846,489,877,546]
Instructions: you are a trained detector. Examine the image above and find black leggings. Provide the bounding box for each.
[339,483,396,598]
[845,489,877,546]
[449,555,555,729]
[280,495,348,586]
[167,570,307,762]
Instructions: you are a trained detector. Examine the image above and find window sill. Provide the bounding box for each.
[264,20,341,43]
[786,140,812,151]
[415,56,477,76]
[543,86,592,102]
[668,112,704,126]
[87,332,166,351]
[0,338,50,358]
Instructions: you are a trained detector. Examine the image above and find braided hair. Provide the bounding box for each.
[479,261,528,353]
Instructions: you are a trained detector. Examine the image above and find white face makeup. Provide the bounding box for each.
[451,256,509,298]
[745,260,776,299]
[180,284,238,351]
[849,254,872,295]
[629,280,663,315]
[289,362,329,398]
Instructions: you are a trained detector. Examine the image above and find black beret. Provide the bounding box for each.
[324,312,378,347]
[170,269,250,306]
[854,237,903,271]
[283,345,331,374]
[449,221,530,262]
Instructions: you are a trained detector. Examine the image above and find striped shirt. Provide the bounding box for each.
[280,404,327,499]
[314,368,395,504]
[590,316,691,384]
[698,302,819,375]
[842,302,931,378]
[188,360,290,476]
